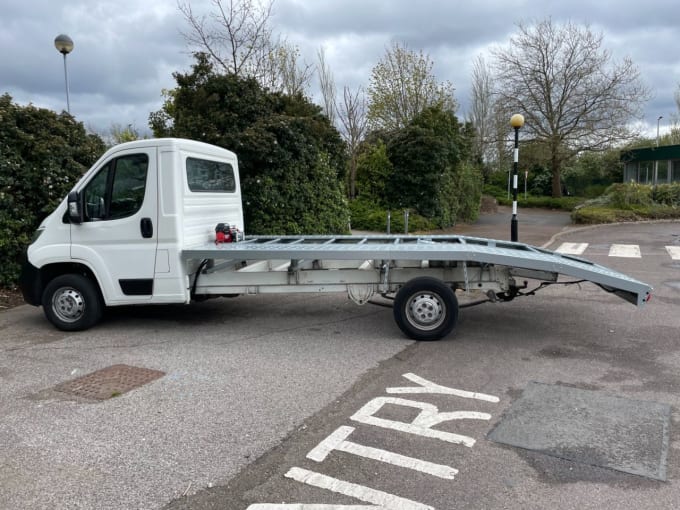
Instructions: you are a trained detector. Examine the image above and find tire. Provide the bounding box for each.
[42,274,103,331]
[393,277,458,341]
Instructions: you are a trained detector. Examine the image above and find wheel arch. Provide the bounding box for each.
[39,262,105,305]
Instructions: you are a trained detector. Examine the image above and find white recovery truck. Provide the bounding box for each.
[20,138,652,340]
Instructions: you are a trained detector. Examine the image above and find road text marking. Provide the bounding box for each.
[307,426,458,479]
[284,467,434,510]
[248,374,500,509]
[386,373,500,403]
[351,397,491,447]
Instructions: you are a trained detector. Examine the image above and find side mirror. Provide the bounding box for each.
[67,190,83,224]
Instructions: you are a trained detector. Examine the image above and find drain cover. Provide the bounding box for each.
[53,364,165,400]
[488,382,671,480]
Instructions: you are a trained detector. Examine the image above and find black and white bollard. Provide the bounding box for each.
[510,114,524,242]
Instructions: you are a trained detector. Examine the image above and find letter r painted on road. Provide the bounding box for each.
[350,397,491,447]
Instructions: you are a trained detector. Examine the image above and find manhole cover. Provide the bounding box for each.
[53,364,165,400]
[488,382,671,480]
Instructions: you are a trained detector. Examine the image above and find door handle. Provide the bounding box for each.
[140,217,153,238]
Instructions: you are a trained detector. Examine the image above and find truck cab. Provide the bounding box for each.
[20,138,243,330]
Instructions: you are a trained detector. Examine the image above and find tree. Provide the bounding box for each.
[179,0,311,95]
[108,123,140,146]
[491,18,650,197]
[316,46,336,124]
[384,105,479,227]
[469,56,493,168]
[0,94,105,286]
[149,55,348,235]
[260,39,314,96]
[367,42,456,131]
[179,0,274,77]
[338,86,369,198]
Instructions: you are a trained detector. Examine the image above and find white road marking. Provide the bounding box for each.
[555,242,589,255]
[351,397,491,447]
[666,246,680,260]
[284,467,433,510]
[609,244,641,258]
[386,373,500,403]
[248,505,380,509]
[307,426,458,479]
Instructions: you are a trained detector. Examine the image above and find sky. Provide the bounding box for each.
[2,0,679,140]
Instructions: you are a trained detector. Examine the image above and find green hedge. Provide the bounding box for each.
[496,194,584,211]
[572,183,680,223]
[1,94,106,287]
[349,198,435,232]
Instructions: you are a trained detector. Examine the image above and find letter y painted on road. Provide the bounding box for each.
[350,397,491,447]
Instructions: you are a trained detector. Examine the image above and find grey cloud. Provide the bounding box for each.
[1,0,677,136]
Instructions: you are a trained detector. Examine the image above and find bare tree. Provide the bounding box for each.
[260,39,313,95]
[179,0,274,76]
[667,86,680,145]
[491,18,650,197]
[317,46,336,124]
[179,0,311,95]
[337,86,369,198]
[367,42,456,131]
[469,56,494,167]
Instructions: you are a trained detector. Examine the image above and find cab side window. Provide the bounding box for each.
[82,154,149,221]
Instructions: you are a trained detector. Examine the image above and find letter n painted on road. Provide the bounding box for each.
[350,397,491,447]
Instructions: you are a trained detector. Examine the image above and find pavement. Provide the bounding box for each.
[445,204,573,247]
[355,204,574,247]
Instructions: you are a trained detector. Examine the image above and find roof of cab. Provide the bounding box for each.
[105,138,237,159]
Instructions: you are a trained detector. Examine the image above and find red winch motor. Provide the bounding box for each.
[215,223,242,244]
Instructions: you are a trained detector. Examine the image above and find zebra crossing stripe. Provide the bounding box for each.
[609,244,641,258]
[556,242,588,255]
[667,246,680,260]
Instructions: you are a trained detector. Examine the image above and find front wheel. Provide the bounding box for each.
[42,274,103,331]
[393,277,458,341]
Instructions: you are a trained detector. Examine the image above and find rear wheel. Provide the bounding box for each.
[393,277,458,341]
[42,274,103,331]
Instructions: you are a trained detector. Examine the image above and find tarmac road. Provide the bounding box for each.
[4,207,678,510]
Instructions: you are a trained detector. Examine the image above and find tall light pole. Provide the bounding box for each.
[54,34,74,114]
[510,114,524,242]
[655,115,663,186]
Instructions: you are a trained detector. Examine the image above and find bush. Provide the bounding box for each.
[606,182,653,209]
[572,205,680,224]
[151,55,349,236]
[652,183,680,206]
[571,206,640,224]
[455,162,483,223]
[349,198,435,232]
[0,94,105,286]
[483,184,507,201]
[496,194,584,211]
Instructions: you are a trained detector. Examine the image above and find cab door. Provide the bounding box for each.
[70,147,158,304]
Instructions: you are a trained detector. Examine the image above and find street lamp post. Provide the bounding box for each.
[655,116,663,186]
[54,34,74,114]
[510,114,524,242]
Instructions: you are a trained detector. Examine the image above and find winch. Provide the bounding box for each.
[215,223,243,243]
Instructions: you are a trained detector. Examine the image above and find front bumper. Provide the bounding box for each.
[18,256,42,306]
